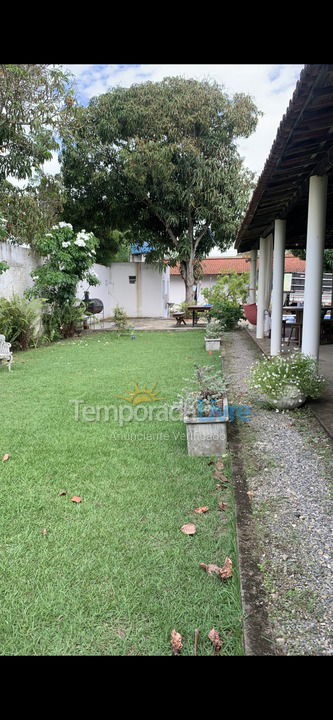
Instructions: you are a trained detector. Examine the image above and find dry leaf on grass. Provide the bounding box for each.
[194,506,209,514]
[2,453,11,462]
[181,522,196,535]
[171,629,182,655]
[71,496,82,503]
[213,470,229,483]
[208,628,222,654]
[200,557,233,580]
[199,562,221,576]
[58,491,67,496]
[218,502,227,511]
[219,556,233,580]
[42,528,47,536]
[215,460,224,471]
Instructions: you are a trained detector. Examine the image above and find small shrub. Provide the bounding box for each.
[112,305,128,330]
[205,319,225,338]
[0,295,43,350]
[250,352,327,407]
[175,364,228,418]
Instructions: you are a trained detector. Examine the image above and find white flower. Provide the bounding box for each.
[74,237,86,247]
[45,233,53,237]
[62,241,70,248]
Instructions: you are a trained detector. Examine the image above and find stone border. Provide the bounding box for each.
[229,422,277,656]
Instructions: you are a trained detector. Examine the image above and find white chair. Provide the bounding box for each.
[0,335,13,371]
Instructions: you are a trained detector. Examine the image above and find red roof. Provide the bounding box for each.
[169,255,306,275]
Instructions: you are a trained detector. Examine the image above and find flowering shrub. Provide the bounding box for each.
[26,222,99,337]
[250,353,327,407]
[205,319,225,338]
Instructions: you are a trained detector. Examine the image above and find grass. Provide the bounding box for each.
[0,330,243,656]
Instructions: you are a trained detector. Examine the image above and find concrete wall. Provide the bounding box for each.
[71,262,169,318]
[170,274,214,305]
[0,241,42,299]
[0,243,169,318]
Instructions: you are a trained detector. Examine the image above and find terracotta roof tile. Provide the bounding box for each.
[168,255,305,275]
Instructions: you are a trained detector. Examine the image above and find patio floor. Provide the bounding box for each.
[245,327,333,440]
[87,316,208,331]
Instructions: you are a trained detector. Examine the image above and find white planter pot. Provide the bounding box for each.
[264,384,306,410]
[184,396,229,456]
[205,338,221,351]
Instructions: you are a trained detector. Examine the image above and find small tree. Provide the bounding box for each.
[202,272,248,330]
[26,222,99,337]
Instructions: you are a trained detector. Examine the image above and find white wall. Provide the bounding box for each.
[0,243,169,318]
[0,241,41,299]
[77,262,169,318]
[170,274,215,305]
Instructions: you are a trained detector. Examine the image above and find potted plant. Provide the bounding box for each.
[204,320,224,351]
[176,364,229,455]
[249,352,327,410]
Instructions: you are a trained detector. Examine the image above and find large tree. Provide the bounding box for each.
[0,172,64,248]
[62,77,260,301]
[0,64,75,181]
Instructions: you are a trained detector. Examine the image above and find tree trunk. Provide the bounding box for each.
[180,259,195,305]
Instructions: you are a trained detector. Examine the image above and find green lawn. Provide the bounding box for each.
[0,330,243,656]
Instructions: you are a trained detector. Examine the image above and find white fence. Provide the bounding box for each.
[0,241,169,318]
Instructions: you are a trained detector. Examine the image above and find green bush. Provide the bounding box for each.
[112,305,128,330]
[207,298,243,330]
[42,300,86,340]
[250,352,327,407]
[0,295,43,350]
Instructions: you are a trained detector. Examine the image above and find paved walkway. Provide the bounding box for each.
[224,329,333,656]
[245,328,333,440]
[88,316,208,331]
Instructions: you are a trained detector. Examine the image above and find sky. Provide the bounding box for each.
[41,63,305,180]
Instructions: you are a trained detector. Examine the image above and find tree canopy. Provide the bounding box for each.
[62,76,261,298]
[0,64,75,181]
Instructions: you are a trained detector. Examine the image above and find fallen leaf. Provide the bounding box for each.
[213,470,229,483]
[218,556,233,580]
[171,629,182,655]
[215,460,224,471]
[208,628,222,654]
[181,522,196,535]
[247,490,254,498]
[2,453,10,462]
[199,562,221,575]
[194,506,209,514]
[42,528,47,536]
[219,502,227,511]
[58,491,67,496]
[71,496,82,503]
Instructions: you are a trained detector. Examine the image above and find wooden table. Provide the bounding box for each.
[283,306,333,343]
[187,305,213,327]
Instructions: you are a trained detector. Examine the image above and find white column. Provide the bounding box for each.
[301,175,328,360]
[271,219,286,355]
[256,237,266,339]
[248,249,257,303]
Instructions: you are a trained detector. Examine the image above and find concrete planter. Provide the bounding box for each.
[184,396,229,456]
[265,386,306,410]
[205,338,221,352]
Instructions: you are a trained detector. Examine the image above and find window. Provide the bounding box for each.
[129,276,136,284]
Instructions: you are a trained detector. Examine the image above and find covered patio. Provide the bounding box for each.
[235,64,333,434]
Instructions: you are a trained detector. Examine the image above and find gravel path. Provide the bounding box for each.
[224,330,333,656]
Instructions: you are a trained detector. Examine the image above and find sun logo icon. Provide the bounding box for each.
[116,382,164,405]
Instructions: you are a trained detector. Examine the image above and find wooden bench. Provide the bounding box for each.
[0,335,13,371]
[173,312,187,327]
